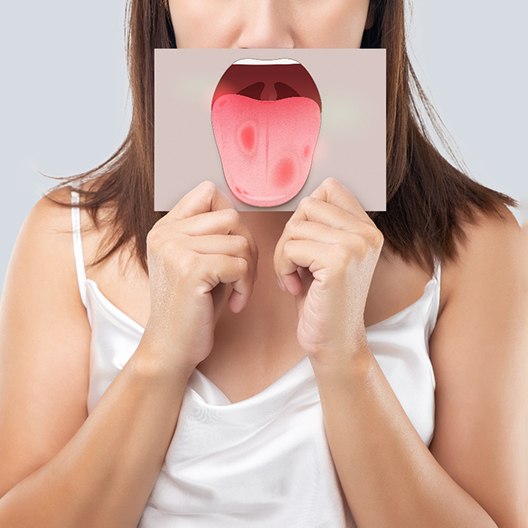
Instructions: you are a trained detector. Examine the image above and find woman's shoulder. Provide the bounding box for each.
[35,182,107,264]
[65,179,143,283]
[9,185,97,305]
[441,204,523,304]
[457,203,521,249]
[22,185,81,260]
[427,203,525,358]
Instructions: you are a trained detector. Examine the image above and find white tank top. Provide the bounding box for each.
[71,189,440,527]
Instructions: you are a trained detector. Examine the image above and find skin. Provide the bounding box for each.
[0,2,525,527]
[168,0,374,49]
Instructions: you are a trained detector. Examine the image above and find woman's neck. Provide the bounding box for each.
[238,211,294,254]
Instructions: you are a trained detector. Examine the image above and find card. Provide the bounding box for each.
[154,48,386,212]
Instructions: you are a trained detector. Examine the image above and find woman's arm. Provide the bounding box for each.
[312,207,527,528]
[0,191,193,527]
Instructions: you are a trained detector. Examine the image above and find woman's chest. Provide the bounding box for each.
[87,246,438,403]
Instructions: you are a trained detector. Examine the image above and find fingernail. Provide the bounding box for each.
[277,277,285,291]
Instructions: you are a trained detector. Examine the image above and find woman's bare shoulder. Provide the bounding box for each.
[63,179,145,291]
[17,185,85,277]
[440,204,523,303]
[56,179,126,273]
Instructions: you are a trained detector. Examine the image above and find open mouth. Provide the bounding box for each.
[211,57,322,208]
[211,57,322,111]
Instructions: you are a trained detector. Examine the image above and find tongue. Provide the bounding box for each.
[211,94,321,207]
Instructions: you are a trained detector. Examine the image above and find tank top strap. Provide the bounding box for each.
[70,187,88,308]
[433,254,442,287]
[431,254,442,326]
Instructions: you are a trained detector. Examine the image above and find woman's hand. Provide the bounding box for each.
[273,177,384,367]
[139,180,259,379]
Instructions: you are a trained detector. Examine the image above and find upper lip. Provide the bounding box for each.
[211,57,321,110]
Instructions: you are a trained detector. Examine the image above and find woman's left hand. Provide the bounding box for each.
[273,177,384,367]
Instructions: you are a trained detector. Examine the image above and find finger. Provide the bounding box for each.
[190,234,253,270]
[274,218,348,290]
[276,239,333,295]
[288,196,361,232]
[158,183,259,281]
[176,209,242,236]
[189,232,258,307]
[160,180,235,223]
[282,219,351,245]
[310,177,374,225]
[198,253,255,313]
[175,208,259,272]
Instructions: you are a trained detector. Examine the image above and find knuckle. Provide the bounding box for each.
[146,228,166,255]
[283,239,294,258]
[237,256,249,274]
[288,216,303,229]
[345,235,368,258]
[235,235,250,253]
[298,196,312,210]
[224,207,240,226]
[356,237,369,257]
[146,228,158,248]
[365,225,384,247]
[375,229,385,247]
[200,180,216,195]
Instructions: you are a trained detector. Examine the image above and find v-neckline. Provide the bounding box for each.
[84,272,439,405]
[190,353,314,406]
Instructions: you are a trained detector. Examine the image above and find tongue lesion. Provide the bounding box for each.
[237,81,301,101]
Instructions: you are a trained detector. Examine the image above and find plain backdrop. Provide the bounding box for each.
[0,1,527,293]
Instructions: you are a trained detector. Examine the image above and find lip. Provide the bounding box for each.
[211,57,322,110]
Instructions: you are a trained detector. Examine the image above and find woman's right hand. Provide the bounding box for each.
[135,180,259,380]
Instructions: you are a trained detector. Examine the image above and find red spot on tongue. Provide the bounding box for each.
[239,124,256,152]
[273,157,295,187]
[211,94,320,207]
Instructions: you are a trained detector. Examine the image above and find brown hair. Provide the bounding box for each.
[42,0,518,276]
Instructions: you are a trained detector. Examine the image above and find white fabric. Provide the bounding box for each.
[71,189,440,527]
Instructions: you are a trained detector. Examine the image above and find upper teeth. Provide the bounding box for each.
[232,58,300,65]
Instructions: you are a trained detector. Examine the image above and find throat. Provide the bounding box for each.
[216,282,297,345]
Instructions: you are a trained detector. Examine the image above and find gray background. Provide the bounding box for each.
[1,0,527,293]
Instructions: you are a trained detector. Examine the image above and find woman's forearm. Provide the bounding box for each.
[0,338,193,528]
[312,347,498,528]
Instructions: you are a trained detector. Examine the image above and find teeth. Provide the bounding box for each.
[232,58,300,66]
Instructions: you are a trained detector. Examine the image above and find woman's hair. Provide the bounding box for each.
[43,0,518,275]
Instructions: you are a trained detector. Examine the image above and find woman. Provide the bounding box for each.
[0,0,526,526]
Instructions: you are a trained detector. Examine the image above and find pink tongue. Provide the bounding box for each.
[211,94,321,207]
